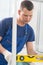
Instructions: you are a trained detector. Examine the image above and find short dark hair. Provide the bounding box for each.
[20,0,34,11]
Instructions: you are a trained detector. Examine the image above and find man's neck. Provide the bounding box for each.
[17,18,25,27]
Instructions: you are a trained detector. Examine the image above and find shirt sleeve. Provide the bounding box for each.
[27,28,35,42]
[0,22,4,42]
[0,18,12,52]
[0,22,3,37]
[1,27,12,52]
[0,17,12,37]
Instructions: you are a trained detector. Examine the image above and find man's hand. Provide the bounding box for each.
[0,44,12,62]
[3,50,12,62]
[26,42,37,55]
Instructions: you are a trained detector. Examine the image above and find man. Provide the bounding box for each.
[0,0,37,65]
[16,0,37,54]
[0,18,12,65]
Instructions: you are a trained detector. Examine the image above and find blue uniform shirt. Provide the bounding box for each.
[0,17,35,65]
[17,24,35,53]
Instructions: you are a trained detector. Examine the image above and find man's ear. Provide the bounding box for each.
[18,10,21,15]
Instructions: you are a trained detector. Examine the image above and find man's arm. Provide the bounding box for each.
[0,36,2,41]
[0,44,6,53]
[0,44,11,62]
[0,18,12,62]
[26,42,37,55]
[0,27,12,62]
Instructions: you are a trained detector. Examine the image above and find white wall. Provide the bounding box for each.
[0,0,9,20]
[38,3,43,52]
[0,0,15,20]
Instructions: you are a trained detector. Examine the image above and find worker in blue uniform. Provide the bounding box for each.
[0,18,12,65]
[0,0,37,65]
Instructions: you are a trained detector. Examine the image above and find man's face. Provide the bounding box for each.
[18,8,33,24]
